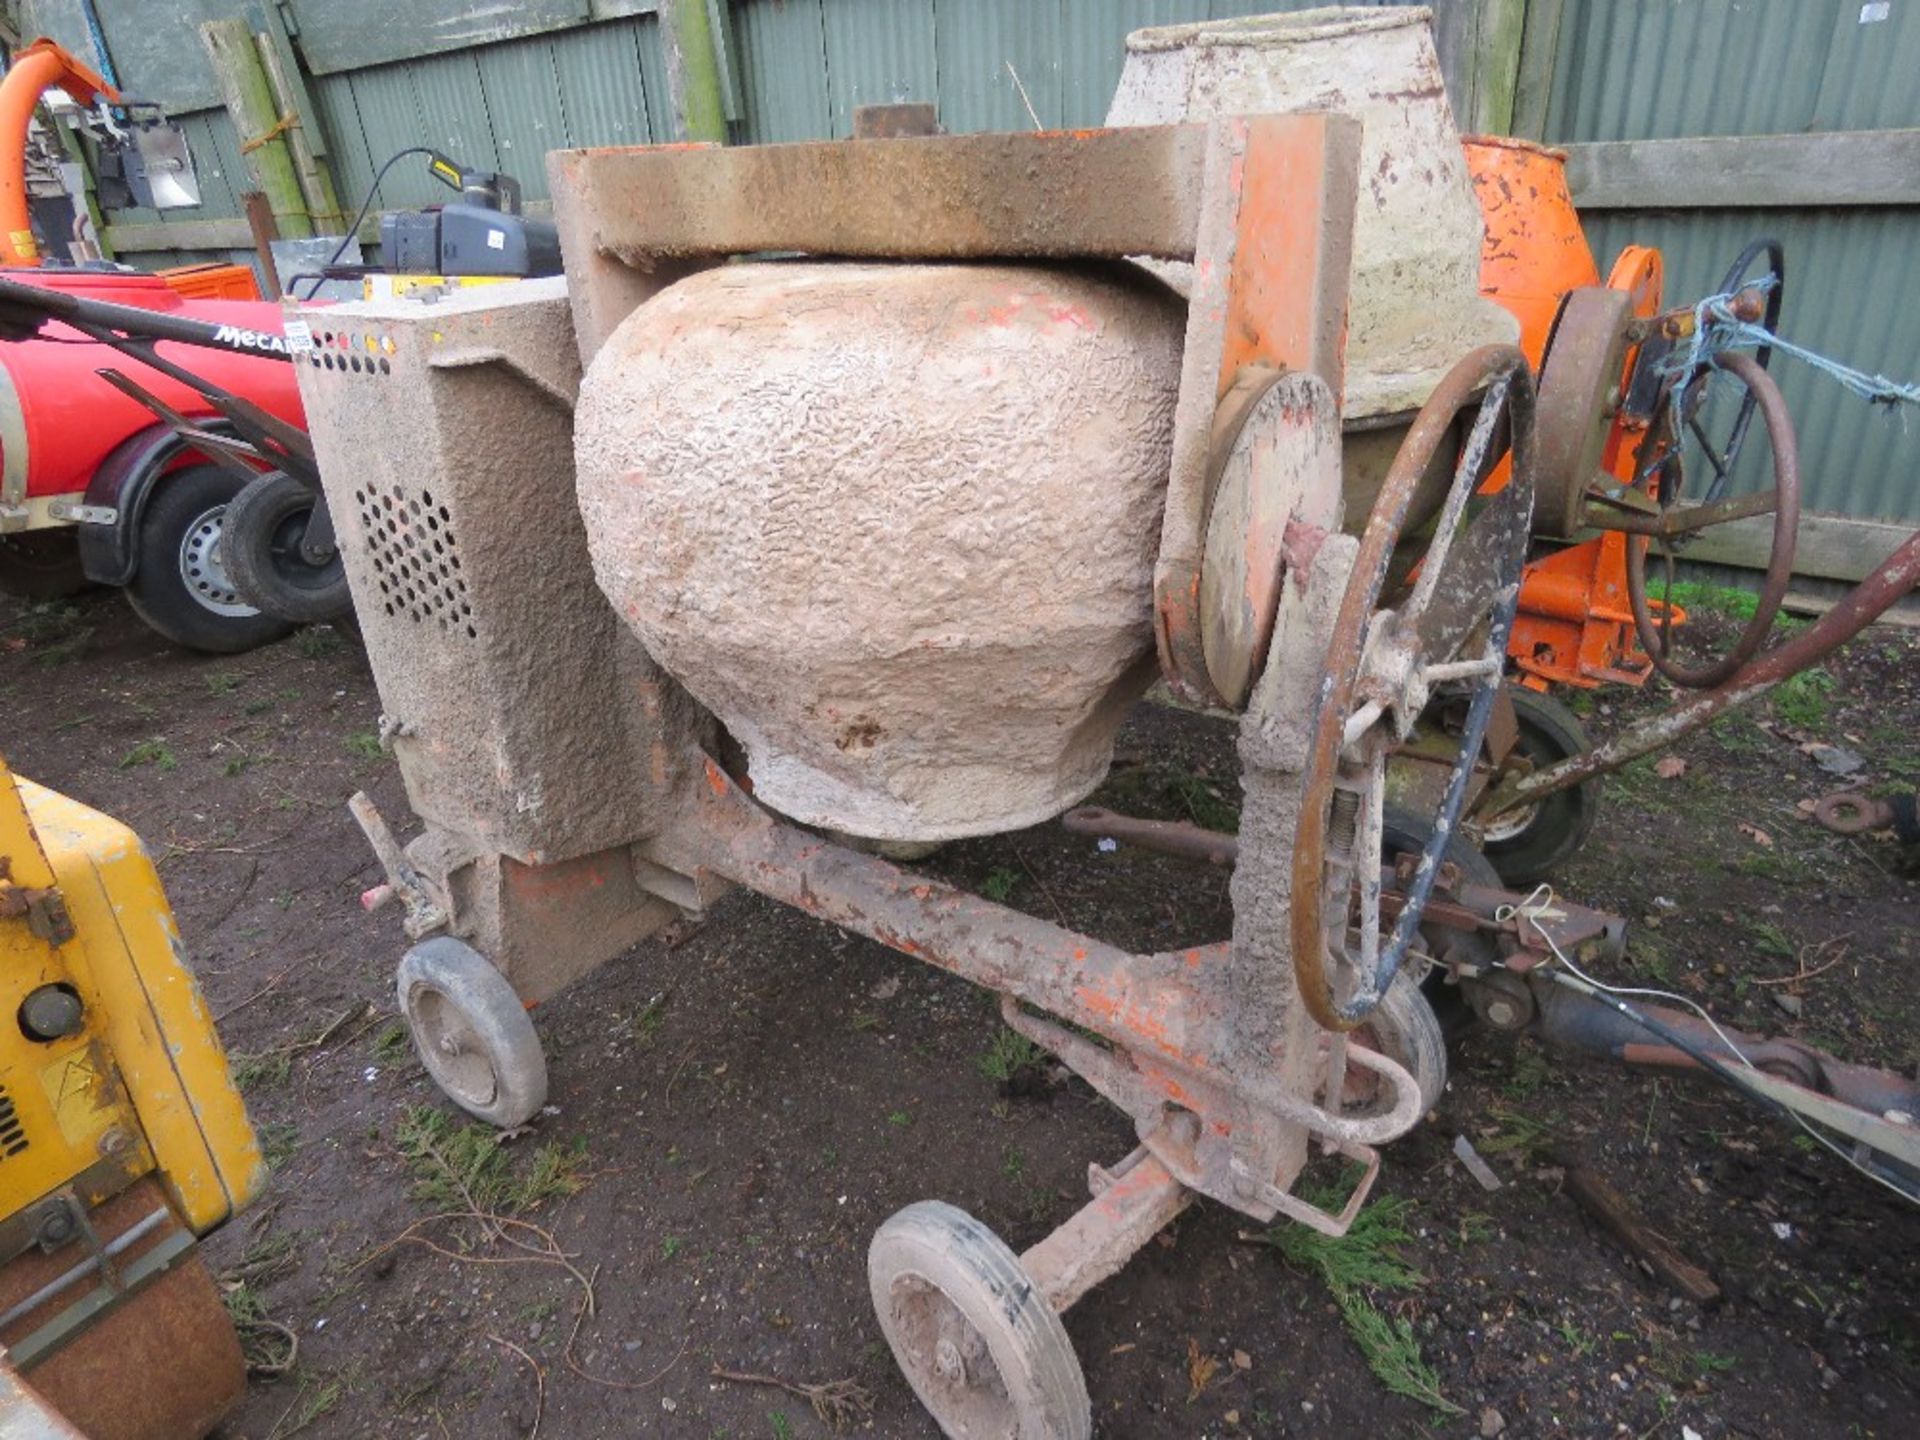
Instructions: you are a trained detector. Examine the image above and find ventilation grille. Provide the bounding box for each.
[353,485,479,639]
[0,1086,29,1158]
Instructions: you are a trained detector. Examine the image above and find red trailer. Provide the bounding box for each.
[0,266,308,650]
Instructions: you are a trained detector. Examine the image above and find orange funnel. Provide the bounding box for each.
[1464,134,1599,367]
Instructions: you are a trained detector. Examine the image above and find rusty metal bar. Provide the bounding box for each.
[675,757,1228,1074]
[1529,977,1920,1120]
[1061,806,1236,866]
[1482,525,1920,812]
[547,125,1210,264]
[1020,1148,1192,1314]
[1590,486,1779,538]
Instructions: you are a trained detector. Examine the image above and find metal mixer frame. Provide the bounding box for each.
[321,117,1608,1436]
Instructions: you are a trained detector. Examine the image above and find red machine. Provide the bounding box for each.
[0,267,307,651]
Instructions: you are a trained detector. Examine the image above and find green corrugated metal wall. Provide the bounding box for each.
[1543,0,1920,523]
[21,1,1920,523]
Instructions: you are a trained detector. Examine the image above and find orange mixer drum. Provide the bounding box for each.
[1463,135,1600,366]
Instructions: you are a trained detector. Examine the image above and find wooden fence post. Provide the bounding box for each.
[199,18,313,240]
[660,0,728,144]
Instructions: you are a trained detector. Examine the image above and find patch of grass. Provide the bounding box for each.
[768,1412,794,1440]
[293,626,346,658]
[1557,1317,1598,1358]
[1771,666,1835,730]
[980,867,1020,903]
[1002,1144,1026,1180]
[344,730,386,761]
[661,1235,682,1260]
[1169,772,1241,833]
[258,1121,301,1170]
[631,994,668,1041]
[1478,1103,1556,1160]
[118,737,176,771]
[1095,762,1241,833]
[975,1027,1042,1084]
[1629,932,1676,986]
[393,1105,587,1217]
[222,754,252,777]
[266,1372,343,1440]
[1259,1183,1460,1417]
[12,601,93,664]
[1660,580,1761,622]
[370,1020,411,1063]
[1733,848,1794,881]
[1502,1045,1553,1098]
[1456,1212,1496,1245]
[205,671,244,695]
[886,1109,911,1128]
[1749,921,1795,960]
[231,1048,294,1091]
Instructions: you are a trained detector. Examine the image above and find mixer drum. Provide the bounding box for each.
[575,261,1187,841]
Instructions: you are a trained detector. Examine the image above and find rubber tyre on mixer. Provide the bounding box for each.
[221,470,352,624]
[1480,689,1600,887]
[396,937,548,1129]
[123,463,294,654]
[1330,805,1506,1117]
[869,1200,1090,1440]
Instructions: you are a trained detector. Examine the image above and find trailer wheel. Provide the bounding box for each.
[122,464,293,654]
[1480,689,1600,886]
[222,471,351,624]
[397,937,547,1128]
[870,1201,1089,1440]
[0,530,89,599]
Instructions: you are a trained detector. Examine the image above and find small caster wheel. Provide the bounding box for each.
[869,1201,1090,1440]
[1340,970,1448,1119]
[396,937,547,1128]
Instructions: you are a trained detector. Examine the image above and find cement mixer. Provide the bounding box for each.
[292,12,1919,1437]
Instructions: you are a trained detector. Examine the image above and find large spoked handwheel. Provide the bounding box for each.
[870,1201,1089,1440]
[1626,349,1800,688]
[1291,347,1538,1034]
[1692,238,1785,507]
[396,937,548,1128]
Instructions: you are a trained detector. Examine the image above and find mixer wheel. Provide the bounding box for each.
[870,1201,1089,1440]
[222,471,351,625]
[1479,689,1600,885]
[397,938,547,1128]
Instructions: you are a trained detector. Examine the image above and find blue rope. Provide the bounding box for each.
[1663,275,1920,410]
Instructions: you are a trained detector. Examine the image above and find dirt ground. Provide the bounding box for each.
[2,587,1916,1440]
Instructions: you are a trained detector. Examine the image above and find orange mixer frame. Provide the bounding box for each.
[1466,134,1677,692]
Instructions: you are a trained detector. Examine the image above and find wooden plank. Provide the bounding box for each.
[200,18,314,239]
[106,197,558,256]
[1662,510,1916,584]
[1557,1156,1722,1308]
[1567,129,1920,209]
[102,217,253,251]
[1508,0,1566,141]
[1429,0,1528,136]
[285,0,590,77]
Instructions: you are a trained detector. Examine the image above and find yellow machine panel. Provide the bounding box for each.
[0,769,263,1228]
[0,756,263,1439]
